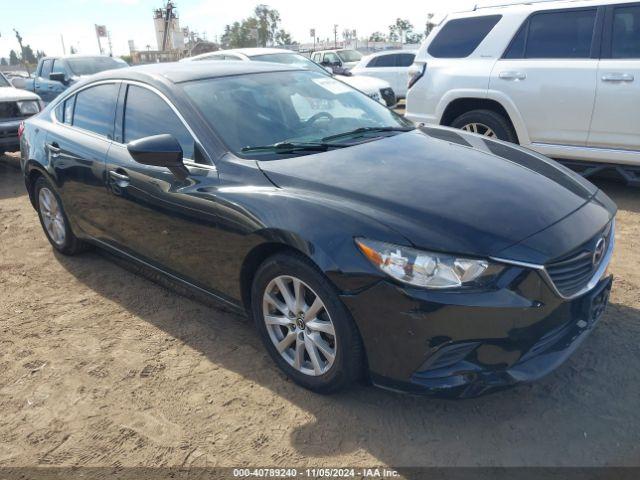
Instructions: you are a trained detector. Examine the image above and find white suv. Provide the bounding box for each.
[406,0,640,174]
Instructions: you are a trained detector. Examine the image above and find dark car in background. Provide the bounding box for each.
[19,55,128,103]
[20,61,616,398]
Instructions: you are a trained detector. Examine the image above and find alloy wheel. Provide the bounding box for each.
[262,275,337,376]
[38,187,66,247]
[461,122,497,138]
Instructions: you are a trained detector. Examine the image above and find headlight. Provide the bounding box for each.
[17,100,40,115]
[355,238,501,289]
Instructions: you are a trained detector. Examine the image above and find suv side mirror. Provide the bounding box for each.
[127,134,189,180]
[49,72,68,84]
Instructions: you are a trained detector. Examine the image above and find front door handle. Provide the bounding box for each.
[602,73,634,82]
[499,71,527,81]
[109,169,130,187]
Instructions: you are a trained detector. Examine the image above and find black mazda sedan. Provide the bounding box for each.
[19,62,616,398]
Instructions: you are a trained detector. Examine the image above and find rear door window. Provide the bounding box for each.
[611,5,640,58]
[123,85,195,159]
[505,9,597,59]
[526,9,597,58]
[369,54,397,67]
[428,15,502,58]
[72,83,119,138]
[397,53,416,67]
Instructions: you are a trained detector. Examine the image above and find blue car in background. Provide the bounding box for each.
[22,55,128,103]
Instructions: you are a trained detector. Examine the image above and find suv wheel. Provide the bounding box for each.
[251,252,364,394]
[34,176,88,255]
[450,109,517,143]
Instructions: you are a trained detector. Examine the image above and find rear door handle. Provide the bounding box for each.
[602,73,634,82]
[499,71,526,81]
[46,143,60,157]
[109,169,130,184]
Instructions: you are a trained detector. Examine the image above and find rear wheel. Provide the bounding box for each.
[450,109,517,143]
[34,176,88,255]
[251,252,364,393]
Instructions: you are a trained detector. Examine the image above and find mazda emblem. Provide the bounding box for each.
[593,237,606,267]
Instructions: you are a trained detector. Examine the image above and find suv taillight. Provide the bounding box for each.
[17,122,25,140]
[408,63,426,90]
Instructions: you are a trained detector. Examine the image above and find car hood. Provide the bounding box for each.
[0,86,40,102]
[257,127,599,258]
[339,74,390,93]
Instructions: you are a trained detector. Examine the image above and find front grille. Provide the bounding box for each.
[0,102,20,119]
[545,221,613,297]
[380,87,396,107]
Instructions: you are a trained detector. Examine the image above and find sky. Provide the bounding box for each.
[0,0,495,59]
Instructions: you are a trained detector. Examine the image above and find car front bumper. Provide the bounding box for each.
[341,267,612,398]
[0,119,23,152]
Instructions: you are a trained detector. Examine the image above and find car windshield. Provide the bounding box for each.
[251,53,328,75]
[66,57,128,76]
[182,70,413,159]
[337,50,363,62]
[0,74,9,87]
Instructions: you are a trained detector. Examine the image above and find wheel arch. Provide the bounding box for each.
[24,162,56,209]
[440,96,527,145]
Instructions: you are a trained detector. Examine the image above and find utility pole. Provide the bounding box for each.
[13,29,30,75]
[95,24,104,54]
[60,34,66,55]
[333,24,338,48]
[107,31,113,57]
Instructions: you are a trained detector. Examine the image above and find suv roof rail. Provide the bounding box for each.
[471,0,581,11]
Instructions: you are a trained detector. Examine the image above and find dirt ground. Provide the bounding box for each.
[1,151,639,471]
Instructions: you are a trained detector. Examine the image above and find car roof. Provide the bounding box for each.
[42,55,123,61]
[188,48,295,61]
[88,60,300,84]
[455,0,637,16]
[363,49,417,59]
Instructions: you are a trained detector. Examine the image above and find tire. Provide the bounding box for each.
[251,252,364,394]
[34,176,89,255]
[450,109,517,143]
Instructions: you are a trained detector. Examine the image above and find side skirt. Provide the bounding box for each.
[86,237,247,316]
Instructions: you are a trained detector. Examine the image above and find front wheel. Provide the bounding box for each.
[251,252,364,393]
[450,109,517,143]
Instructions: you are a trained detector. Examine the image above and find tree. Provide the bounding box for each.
[369,31,386,42]
[21,44,37,64]
[70,45,78,54]
[36,50,47,60]
[0,58,7,66]
[9,50,19,66]
[254,4,280,46]
[275,29,294,46]
[221,5,294,48]
[389,18,413,44]
[406,32,424,44]
[425,13,437,37]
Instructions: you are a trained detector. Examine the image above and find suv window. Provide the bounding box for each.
[123,85,195,159]
[40,59,53,78]
[611,5,640,58]
[72,83,119,138]
[397,53,415,67]
[428,15,501,58]
[369,54,397,67]
[323,52,340,64]
[506,9,597,59]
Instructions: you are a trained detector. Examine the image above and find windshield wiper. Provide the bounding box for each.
[241,141,349,154]
[322,126,414,143]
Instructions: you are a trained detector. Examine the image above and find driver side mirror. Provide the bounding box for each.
[49,72,68,85]
[127,134,189,181]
